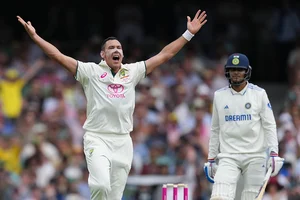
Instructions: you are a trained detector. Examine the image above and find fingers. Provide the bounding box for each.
[16,16,34,31]
[187,16,191,23]
[16,16,26,25]
[197,10,207,26]
[191,10,207,25]
[193,9,201,21]
[201,19,208,26]
[16,16,31,29]
[198,11,207,23]
[197,10,206,20]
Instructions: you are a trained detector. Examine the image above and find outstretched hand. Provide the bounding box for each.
[16,16,37,38]
[187,10,207,35]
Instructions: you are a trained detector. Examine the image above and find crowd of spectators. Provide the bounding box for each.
[0,0,300,199]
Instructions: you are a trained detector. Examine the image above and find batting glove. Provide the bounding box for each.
[204,159,218,183]
[267,152,284,177]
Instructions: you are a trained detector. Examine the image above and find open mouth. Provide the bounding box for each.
[113,55,120,61]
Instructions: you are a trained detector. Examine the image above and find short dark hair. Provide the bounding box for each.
[101,36,119,50]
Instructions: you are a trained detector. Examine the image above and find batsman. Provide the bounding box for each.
[204,53,284,200]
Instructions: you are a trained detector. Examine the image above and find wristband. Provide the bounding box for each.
[182,30,194,41]
[270,151,278,157]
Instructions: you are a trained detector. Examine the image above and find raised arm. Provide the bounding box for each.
[17,16,77,76]
[145,9,207,74]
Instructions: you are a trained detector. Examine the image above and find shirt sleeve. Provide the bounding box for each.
[129,61,146,86]
[208,93,220,159]
[260,90,278,154]
[75,61,93,86]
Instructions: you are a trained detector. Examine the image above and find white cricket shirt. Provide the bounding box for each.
[75,60,146,134]
[208,82,278,159]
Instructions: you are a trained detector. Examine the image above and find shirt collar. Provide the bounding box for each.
[99,60,124,70]
[99,60,110,69]
[230,82,248,95]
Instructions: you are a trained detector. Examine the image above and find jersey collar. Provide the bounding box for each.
[99,60,127,77]
[99,60,125,71]
[99,60,111,70]
[230,82,248,95]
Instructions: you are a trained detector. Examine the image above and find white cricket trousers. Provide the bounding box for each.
[83,131,133,200]
[211,152,267,200]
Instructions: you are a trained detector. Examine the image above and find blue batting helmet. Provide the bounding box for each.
[224,53,252,85]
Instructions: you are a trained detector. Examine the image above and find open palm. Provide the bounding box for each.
[16,16,37,37]
[187,10,207,35]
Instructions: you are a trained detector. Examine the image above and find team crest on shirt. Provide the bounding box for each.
[119,68,129,79]
[245,102,251,109]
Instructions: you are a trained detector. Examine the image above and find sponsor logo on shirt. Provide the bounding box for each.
[107,84,125,98]
[225,114,252,121]
[267,102,272,110]
[100,72,107,78]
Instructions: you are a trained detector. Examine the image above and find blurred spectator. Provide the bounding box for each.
[165,112,181,149]
[20,122,61,169]
[188,97,212,158]
[172,84,195,135]
[23,78,45,117]
[0,135,21,175]
[0,59,44,134]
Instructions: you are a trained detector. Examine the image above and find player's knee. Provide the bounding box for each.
[211,182,235,200]
[241,189,258,200]
[89,180,111,193]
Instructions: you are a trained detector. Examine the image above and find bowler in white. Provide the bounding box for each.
[17,10,207,200]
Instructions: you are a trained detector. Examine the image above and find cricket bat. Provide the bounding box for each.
[254,167,272,200]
